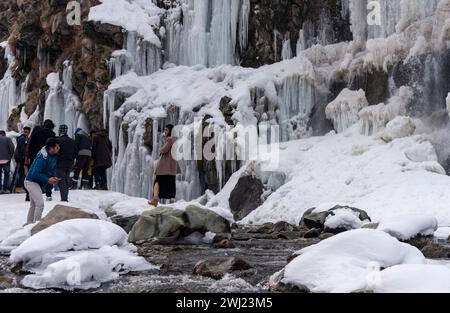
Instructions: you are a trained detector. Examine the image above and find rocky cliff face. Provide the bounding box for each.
[1,0,122,130]
[241,0,352,67]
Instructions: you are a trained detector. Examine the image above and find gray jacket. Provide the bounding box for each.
[0,135,15,161]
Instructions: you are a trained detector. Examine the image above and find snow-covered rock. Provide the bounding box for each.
[272,229,425,293]
[371,264,450,293]
[88,0,163,46]
[300,205,371,233]
[381,116,416,142]
[324,208,367,231]
[9,219,155,291]
[405,141,439,163]
[21,246,155,291]
[10,219,128,264]
[377,215,438,241]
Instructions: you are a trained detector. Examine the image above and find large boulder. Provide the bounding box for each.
[229,175,265,221]
[300,205,371,234]
[193,257,252,279]
[185,205,231,234]
[128,207,185,243]
[128,206,231,243]
[31,205,98,235]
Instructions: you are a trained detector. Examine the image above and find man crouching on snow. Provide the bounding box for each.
[24,138,60,225]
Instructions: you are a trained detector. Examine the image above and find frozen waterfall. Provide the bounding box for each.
[165,0,250,67]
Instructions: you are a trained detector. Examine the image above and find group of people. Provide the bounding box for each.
[0,121,180,224]
[0,119,113,223]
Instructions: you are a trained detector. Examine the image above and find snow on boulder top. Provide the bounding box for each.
[88,0,163,47]
[10,219,128,264]
[324,208,367,230]
[280,229,425,293]
[377,214,438,241]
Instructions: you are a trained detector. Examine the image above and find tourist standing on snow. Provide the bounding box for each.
[91,129,112,190]
[72,128,92,190]
[0,131,15,194]
[149,124,181,206]
[24,138,59,224]
[56,125,76,202]
[13,126,31,193]
[25,119,56,201]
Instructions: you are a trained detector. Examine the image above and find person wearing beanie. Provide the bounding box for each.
[56,124,76,202]
[25,119,56,201]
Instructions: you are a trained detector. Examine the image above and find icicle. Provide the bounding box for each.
[296,29,307,54]
[239,0,250,53]
[281,37,293,60]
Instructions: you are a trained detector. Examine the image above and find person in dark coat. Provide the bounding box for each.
[13,126,31,193]
[72,128,92,190]
[26,120,56,166]
[91,129,112,190]
[0,131,15,194]
[56,125,75,202]
[25,119,56,201]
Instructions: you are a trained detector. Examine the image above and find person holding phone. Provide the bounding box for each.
[24,138,60,224]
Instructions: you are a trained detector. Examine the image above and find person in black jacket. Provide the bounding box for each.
[56,125,75,202]
[91,129,112,190]
[26,119,56,201]
[72,128,92,190]
[13,126,31,193]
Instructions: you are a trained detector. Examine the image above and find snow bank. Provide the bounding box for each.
[372,264,450,293]
[377,215,438,240]
[241,126,450,226]
[88,0,163,46]
[280,229,425,293]
[10,219,128,264]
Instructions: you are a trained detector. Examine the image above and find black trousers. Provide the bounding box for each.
[16,162,26,188]
[57,168,71,202]
[73,156,91,182]
[93,166,108,190]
